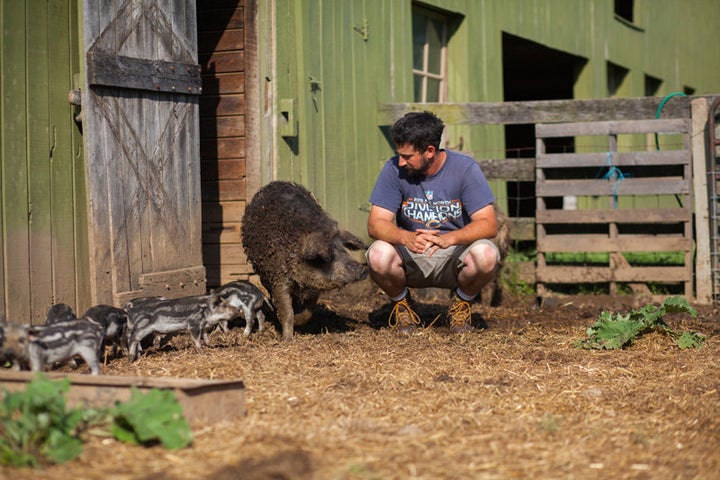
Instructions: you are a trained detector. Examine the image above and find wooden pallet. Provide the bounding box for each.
[535,118,693,300]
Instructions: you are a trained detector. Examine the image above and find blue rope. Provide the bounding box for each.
[596,152,627,208]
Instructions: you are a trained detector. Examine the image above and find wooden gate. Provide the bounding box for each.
[81,0,205,306]
[535,118,693,301]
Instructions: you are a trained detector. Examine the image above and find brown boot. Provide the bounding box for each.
[447,295,473,333]
[388,295,421,334]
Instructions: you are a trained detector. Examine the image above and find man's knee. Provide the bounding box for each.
[366,240,398,272]
[466,241,500,274]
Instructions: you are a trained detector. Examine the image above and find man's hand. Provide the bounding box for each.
[410,229,445,256]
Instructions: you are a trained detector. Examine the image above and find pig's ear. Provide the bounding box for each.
[338,230,368,251]
[301,234,333,262]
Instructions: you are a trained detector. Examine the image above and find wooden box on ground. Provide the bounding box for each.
[0,371,245,425]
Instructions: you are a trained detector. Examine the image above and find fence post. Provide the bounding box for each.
[691,98,712,304]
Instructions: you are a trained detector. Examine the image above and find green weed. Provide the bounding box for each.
[575,296,705,350]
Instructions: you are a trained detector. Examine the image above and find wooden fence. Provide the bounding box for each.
[535,118,692,301]
[378,96,716,304]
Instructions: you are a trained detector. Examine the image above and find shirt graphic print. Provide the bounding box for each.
[402,196,463,229]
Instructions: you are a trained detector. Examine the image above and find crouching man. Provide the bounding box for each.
[366,111,500,334]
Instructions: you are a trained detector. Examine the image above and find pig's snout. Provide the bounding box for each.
[335,256,367,286]
[353,262,368,281]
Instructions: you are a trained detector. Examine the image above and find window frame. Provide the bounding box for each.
[412,6,449,103]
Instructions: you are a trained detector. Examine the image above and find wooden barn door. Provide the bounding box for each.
[81,0,205,306]
[0,0,89,324]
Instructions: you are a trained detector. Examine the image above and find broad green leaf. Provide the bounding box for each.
[42,429,83,464]
[662,296,697,318]
[576,296,704,350]
[109,418,141,445]
[675,331,705,349]
[583,319,642,349]
[111,389,192,450]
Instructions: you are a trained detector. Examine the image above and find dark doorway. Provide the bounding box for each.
[502,33,587,217]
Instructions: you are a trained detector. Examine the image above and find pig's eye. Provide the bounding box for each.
[306,253,332,267]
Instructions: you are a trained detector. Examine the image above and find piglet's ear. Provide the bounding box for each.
[210,294,224,307]
[338,230,368,251]
[27,326,43,342]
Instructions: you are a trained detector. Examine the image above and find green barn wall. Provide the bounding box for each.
[0,0,89,323]
[260,0,719,240]
[273,0,411,232]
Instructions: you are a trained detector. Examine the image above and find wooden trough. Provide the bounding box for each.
[0,371,246,426]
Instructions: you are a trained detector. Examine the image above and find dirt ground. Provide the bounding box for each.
[3,280,719,480]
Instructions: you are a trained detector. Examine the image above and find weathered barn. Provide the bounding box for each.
[1,0,719,324]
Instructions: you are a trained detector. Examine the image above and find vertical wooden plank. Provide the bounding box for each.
[274,0,300,181]
[113,1,140,290]
[82,0,116,304]
[67,0,92,314]
[165,0,186,269]
[682,119,693,299]
[607,133,618,295]
[47,0,80,314]
[138,0,156,277]
[166,0,183,273]
[244,0,263,199]
[114,90,143,293]
[1,2,31,322]
[534,132,547,300]
[153,0,188,273]
[320,0,343,222]
[24,0,51,321]
[161,0,202,271]
[692,98,712,304]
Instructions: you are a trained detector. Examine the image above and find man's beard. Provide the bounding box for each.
[404,157,430,177]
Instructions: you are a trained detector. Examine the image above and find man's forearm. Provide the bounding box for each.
[368,219,411,245]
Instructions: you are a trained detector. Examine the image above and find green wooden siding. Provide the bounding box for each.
[262,0,720,239]
[0,0,89,324]
[273,0,411,235]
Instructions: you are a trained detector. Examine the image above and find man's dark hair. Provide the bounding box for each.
[390,111,445,152]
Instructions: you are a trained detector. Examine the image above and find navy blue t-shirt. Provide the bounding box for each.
[369,150,495,233]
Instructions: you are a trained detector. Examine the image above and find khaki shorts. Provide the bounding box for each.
[398,239,500,289]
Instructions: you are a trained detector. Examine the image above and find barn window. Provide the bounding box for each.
[607,61,629,97]
[614,0,644,29]
[644,74,662,96]
[412,6,448,102]
[614,0,634,23]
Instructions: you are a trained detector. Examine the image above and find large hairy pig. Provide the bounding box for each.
[242,181,368,340]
